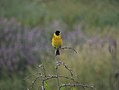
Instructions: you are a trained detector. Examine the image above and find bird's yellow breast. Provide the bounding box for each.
[52,34,63,49]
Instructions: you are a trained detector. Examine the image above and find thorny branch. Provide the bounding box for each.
[27,47,95,90]
[28,74,95,90]
[61,46,78,53]
[27,62,95,90]
[56,60,73,77]
[55,64,60,90]
[41,75,78,83]
[60,83,96,90]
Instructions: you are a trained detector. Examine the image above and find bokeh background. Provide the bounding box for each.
[0,0,119,90]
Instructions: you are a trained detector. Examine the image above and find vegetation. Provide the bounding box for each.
[0,0,119,90]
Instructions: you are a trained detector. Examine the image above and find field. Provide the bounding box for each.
[0,0,119,90]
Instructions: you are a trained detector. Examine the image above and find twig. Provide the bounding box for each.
[28,65,46,90]
[30,72,45,90]
[28,73,95,90]
[55,57,61,90]
[59,76,79,83]
[61,46,78,53]
[25,64,43,81]
[60,83,96,90]
[24,72,40,80]
[41,75,95,90]
[56,66,60,90]
[42,79,45,90]
[56,60,73,77]
[31,77,40,89]
[41,75,77,83]
[26,56,96,90]
[27,65,96,90]
[41,64,47,78]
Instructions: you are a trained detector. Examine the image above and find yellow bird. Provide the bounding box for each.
[52,31,63,55]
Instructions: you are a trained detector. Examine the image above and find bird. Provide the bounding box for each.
[52,30,63,55]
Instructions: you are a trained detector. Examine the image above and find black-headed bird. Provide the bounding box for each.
[52,31,63,55]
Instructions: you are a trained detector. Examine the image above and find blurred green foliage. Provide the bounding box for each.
[0,75,26,90]
[0,0,119,27]
[0,0,119,90]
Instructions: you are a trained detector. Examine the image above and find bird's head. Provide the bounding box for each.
[55,30,61,36]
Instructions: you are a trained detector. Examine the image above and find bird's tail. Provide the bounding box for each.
[55,49,60,55]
